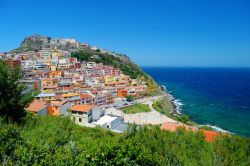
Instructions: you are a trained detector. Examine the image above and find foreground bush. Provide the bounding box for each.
[0,116,249,165]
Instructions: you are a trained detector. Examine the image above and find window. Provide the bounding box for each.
[79,118,82,122]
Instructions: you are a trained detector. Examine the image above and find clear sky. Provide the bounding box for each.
[0,0,250,67]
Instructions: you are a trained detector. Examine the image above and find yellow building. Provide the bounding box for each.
[104,76,115,84]
[49,64,57,71]
[48,71,64,78]
[41,78,58,90]
[51,50,64,58]
[62,93,79,98]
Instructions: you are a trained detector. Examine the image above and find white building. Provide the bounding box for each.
[39,49,51,59]
[92,115,121,130]
[69,105,104,127]
[86,62,96,68]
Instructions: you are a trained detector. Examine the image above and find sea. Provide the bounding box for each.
[142,67,250,137]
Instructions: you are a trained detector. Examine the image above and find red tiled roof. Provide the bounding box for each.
[51,100,68,106]
[69,105,95,113]
[201,130,220,142]
[79,94,92,99]
[161,122,221,142]
[161,122,198,132]
[26,100,47,113]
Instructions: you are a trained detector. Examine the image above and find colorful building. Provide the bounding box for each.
[69,105,97,126]
[26,100,48,115]
[48,100,71,116]
[104,76,115,84]
[117,89,128,97]
[41,78,58,90]
[35,93,56,101]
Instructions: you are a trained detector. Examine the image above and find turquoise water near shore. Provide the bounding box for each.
[143,67,250,137]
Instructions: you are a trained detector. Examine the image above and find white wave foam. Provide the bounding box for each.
[172,99,184,114]
[203,124,231,133]
[161,84,184,114]
[161,85,232,134]
[174,99,184,106]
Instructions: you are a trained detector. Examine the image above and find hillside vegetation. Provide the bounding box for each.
[0,116,250,165]
[153,97,173,116]
[71,50,143,79]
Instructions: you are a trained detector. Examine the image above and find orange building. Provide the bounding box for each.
[117,89,128,97]
[47,100,71,116]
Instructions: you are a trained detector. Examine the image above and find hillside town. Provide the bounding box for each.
[0,36,221,141]
[0,37,149,133]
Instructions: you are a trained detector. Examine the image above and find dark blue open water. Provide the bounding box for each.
[143,67,250,137]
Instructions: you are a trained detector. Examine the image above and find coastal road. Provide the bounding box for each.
[104,94,177,125]
[102,95,166,110]
[123,101,177,125]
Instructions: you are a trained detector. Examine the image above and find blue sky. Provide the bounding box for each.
[0,0,250,67]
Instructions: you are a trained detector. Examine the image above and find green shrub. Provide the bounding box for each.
[0,116,249,165]
[122,104,151,114]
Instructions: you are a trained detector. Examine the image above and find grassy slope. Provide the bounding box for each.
[153,97,196,125]
[152,97,173,116]
[122,104,151,114]
[0,116,249,165]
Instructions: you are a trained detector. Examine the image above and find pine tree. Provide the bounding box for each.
[0,61,33,122]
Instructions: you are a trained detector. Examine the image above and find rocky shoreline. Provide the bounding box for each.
[160,85,231,134]
[160,85,182,115]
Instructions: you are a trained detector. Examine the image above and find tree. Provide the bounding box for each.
[126,95,134,102]
[0,61,33,122]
